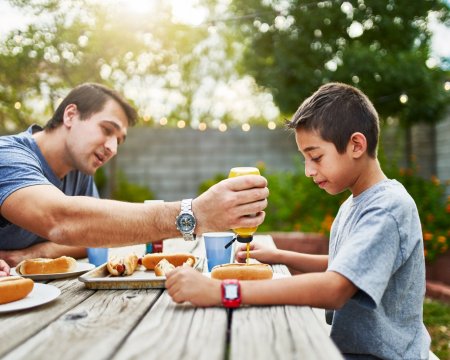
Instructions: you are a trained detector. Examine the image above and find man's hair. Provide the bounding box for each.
[287,82,379,158]
[44,83,138,130]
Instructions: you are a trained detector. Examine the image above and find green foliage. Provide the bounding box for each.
[94,167,155,202]
[112,170,155,203]
[383,162,450,262]
[423,298,450,359]
[224,0,450,127]
[0,0,208,132]
[199,159,450,262]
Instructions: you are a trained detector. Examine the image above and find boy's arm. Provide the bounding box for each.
[241,271,357,309]
[277,250,328,273]
[0,242,87,267]
[166,267,357,309]
[236,244,328,273]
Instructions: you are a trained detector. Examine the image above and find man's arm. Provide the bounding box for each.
[0,242,87,267]
[1,175,268,248]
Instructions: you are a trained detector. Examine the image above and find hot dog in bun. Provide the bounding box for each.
[0,276,34,304]
[211,263,273,280]
[107,254,139,276]
[142,253,196,270]
[16,256,77,275]
[154,259,175,276]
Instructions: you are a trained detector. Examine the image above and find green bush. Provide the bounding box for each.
[198,160,450,262]
[95,168,155,203]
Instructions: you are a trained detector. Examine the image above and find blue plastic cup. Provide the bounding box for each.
[87,248,109,267]
[203,232,235,272]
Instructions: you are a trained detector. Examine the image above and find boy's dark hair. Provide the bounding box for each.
[288,82,379,158]
[44,83,138,130]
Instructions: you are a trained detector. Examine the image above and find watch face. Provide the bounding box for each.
[176,213,196,233]
[224,284,239,300]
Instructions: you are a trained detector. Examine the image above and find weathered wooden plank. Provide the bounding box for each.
[1,288,162,360]
[230,305,342,360]
[0,278,94,358]
[112,292,228,360]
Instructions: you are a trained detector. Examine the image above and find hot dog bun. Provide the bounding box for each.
[142,253,196,270]
[211,263,273,280]
[16,256,77,275]
[107,254,139,276]
[154,259,175,276]
[0,276,34,305]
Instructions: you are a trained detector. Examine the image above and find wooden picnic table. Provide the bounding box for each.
[0,235,342,360]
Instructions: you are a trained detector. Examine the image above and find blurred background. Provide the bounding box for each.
[1,1,450,356]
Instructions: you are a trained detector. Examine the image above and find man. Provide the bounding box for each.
[0,83,268,266]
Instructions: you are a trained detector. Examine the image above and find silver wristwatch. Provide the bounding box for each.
[175,199,196,241]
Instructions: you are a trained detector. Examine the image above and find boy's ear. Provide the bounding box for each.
[63,104,78,128]
[349,132,367,158]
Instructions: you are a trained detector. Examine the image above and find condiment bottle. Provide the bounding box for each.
[228,167,261,263]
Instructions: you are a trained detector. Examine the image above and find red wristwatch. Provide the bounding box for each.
[221,279,241,308]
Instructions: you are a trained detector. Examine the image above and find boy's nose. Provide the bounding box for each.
[304,162,317,177]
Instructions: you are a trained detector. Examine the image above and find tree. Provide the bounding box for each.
[211,0,450,162]
[0,0,208,132]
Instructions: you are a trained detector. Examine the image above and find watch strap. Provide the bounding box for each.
[177,199,196,241]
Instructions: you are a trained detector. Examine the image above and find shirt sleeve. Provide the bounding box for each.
[0,145,51,205]
[328,206,401,309]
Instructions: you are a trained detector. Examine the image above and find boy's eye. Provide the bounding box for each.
[311,155,322,162]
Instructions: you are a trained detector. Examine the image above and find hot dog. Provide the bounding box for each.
[107,254,139,276]
[211,263,273,280]
[0,276,34,305]
[142,253,196,270]
[154,259,175,276]
[16,256,77,275]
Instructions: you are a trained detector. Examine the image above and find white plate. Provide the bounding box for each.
[11,262,95,280]
[0,283,61,313]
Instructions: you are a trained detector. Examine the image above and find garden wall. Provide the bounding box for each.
[108,112,450,201]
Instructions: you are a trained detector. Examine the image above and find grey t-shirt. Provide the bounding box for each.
[327,180,430,359]
[0,125,99,250]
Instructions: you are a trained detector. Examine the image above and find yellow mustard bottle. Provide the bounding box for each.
[228,167,260,264]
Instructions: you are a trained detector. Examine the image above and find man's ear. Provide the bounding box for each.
[348,132,367,159]
[63,104,78,128]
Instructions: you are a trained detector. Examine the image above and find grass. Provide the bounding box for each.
[423,298,450,359]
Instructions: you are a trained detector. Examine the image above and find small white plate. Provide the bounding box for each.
[11,262,95,280]
[0,283,61,313]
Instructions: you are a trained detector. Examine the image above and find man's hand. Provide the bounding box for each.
[235,242,278,264]
[193,175,269,234]
[0,259,10,276]
[166,267,222,307]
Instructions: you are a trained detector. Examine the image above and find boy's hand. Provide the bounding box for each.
[0,259,10,276]
[166,267,222,307]
[235,242,278,264]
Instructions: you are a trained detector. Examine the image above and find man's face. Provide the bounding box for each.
[295,129,356,195]
[65,99,129,175]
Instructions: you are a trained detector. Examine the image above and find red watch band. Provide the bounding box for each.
[221,279,241,308]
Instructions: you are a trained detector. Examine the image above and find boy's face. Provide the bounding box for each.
[65,99,129,175]
[295,129,356,195]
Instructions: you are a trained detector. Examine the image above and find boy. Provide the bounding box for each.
[166,83,431,359]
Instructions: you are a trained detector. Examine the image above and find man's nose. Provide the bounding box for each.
[105,137,118,156]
